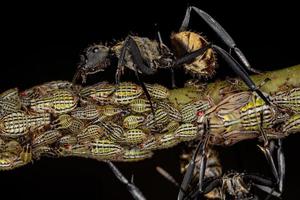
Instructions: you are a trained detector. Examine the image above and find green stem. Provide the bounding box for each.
[168,64,300,105]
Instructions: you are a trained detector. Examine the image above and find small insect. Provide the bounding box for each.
[0,111,51,137]
[77,124,104,143]
[70,104,99,121]
[2,140,22,154]
[157,101,182,122]
[144,108,170,131]
[32,146,58,160]
[0,88,21,118]
[162,120,180,133]
[112,82,143,104]
[116,148,153,162]
[0,152,25,170]
[28,89,78,114]
[0,88,20,100]
[180,99,211,123]
[97,120,125,141]
[89,139,124,159]
[57,135,77,146]
[66,118,85,135]
[123,115,145,129]
[144,84,170,99]
[271,87,300,113]
[20,81,77,109]
[174,123,199,141]
[61,143,91,157]
[0,143,34,170]
[51,114,74,129]
[122,128,147,145]
[97,105,123,117]
[140,131,180,151]
[139,135,158,151]
[21,81,75,97]
[51,114,85,135]
[129,98,152,113]
[32,130,62,148]
[155,132,180,149]
[79,82,115,105]
[282,113,300,136]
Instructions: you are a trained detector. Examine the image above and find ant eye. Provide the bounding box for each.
[93,47,99,53]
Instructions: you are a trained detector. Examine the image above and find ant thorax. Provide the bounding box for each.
[111,36,170,71]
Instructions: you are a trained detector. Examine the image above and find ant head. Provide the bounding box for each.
[78,44,111,74]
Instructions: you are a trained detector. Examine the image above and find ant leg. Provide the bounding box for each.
[72,69,82,85]
[106,161,146,200]
[198,135,210,192]
[155,166,190,197]
[116,36,156,84]
[212,45,270,104]
[155,166,213,200]
[256,185,282,199]
[185,177,222,200]
[253,184,281,199]
[172,43,270,104]
[254,139,284,199]
[116,36,157,122]
[244,174,273,187]
[251,195,259,200]
[201,178,222,195]
[178,117,210,200]
[179,6,260,74]
[170,68,176,88]
[277,139,285,193]
[156,166,180,188]
[173,44,212,67]
[178,142,201,200]
[156,29,176,88]
[257,112,279,185]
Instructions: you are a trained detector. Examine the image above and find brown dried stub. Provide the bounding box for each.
[171,31,217,78]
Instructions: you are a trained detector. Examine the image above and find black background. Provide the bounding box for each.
[0,1,299,200]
